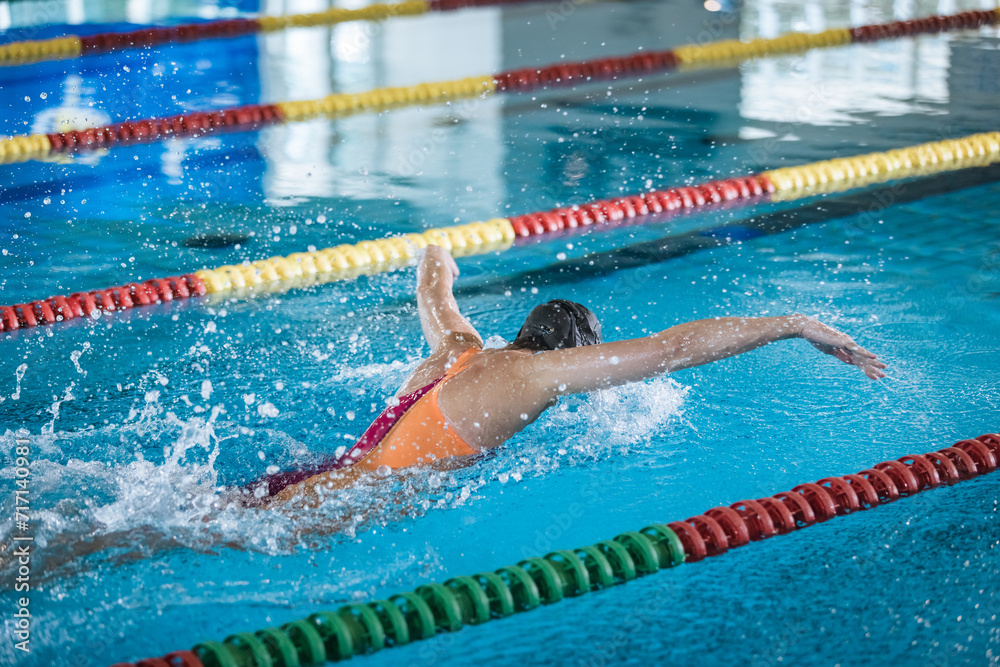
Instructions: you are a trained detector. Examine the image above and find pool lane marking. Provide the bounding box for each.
[2,130,1000,335]
[1,9,998,164]
[108,433,1000,667]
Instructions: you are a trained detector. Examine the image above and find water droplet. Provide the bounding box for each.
[376,464,392,478]
[11,365,27,400]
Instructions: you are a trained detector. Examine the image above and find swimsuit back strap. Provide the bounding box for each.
[444,346,480,379]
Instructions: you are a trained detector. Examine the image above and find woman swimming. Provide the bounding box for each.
[248,245,887,507]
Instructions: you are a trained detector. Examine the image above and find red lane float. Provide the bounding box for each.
[47,104,284,151]
[0,274,206,333]
[506,175,771,238]
[110,649,203,667]
[73,0,557,56]
[493,49,680,92]
[429,0,551,9]
[849,10,996,41]
[79,19,258,54]
[667,434,1000,562]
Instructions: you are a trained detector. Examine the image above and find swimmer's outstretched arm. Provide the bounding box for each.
[523,314,886,398]
[416,245,482,351]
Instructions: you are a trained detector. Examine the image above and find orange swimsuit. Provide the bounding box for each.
[246,347,481,502]
[355,346,480,470]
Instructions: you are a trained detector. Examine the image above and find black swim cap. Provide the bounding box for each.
[514,300,603,351]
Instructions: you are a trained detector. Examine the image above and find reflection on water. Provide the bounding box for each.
[738,0,1000,126]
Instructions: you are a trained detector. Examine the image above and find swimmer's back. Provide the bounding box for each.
[432,346,554,451]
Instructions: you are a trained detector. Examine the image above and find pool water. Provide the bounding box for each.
[1,0,999,665]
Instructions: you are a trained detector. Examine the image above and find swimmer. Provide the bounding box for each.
[249,245,886,507]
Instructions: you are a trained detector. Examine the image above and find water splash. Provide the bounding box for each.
[11,363,27,400]
[0,367,687,578]
[70,342,91,376]
[482,335,509,349]
[42,384,75,435]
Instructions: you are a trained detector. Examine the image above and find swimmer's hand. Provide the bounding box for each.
[420,244,460,280]
[796,315,887,380]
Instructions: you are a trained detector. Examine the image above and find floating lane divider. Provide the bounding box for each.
[2,4,996,68]
[108,432,1000,667]
[0,0,552,67]
[3,131,1000,336]
[2,9,998,164]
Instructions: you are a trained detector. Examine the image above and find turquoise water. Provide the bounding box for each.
[1,0,999,665]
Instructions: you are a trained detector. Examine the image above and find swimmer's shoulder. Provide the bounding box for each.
[461,347,546,384]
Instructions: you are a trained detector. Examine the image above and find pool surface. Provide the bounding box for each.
[1,0,999,665]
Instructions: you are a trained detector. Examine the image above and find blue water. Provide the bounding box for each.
[1,0,999,665]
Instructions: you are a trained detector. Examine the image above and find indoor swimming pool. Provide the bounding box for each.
[1,0,999,665]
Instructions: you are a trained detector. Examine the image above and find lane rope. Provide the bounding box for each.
[2,131,999,336]
[0,0,549,66]
[1,9,997,164]
[107,432,1000,667]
